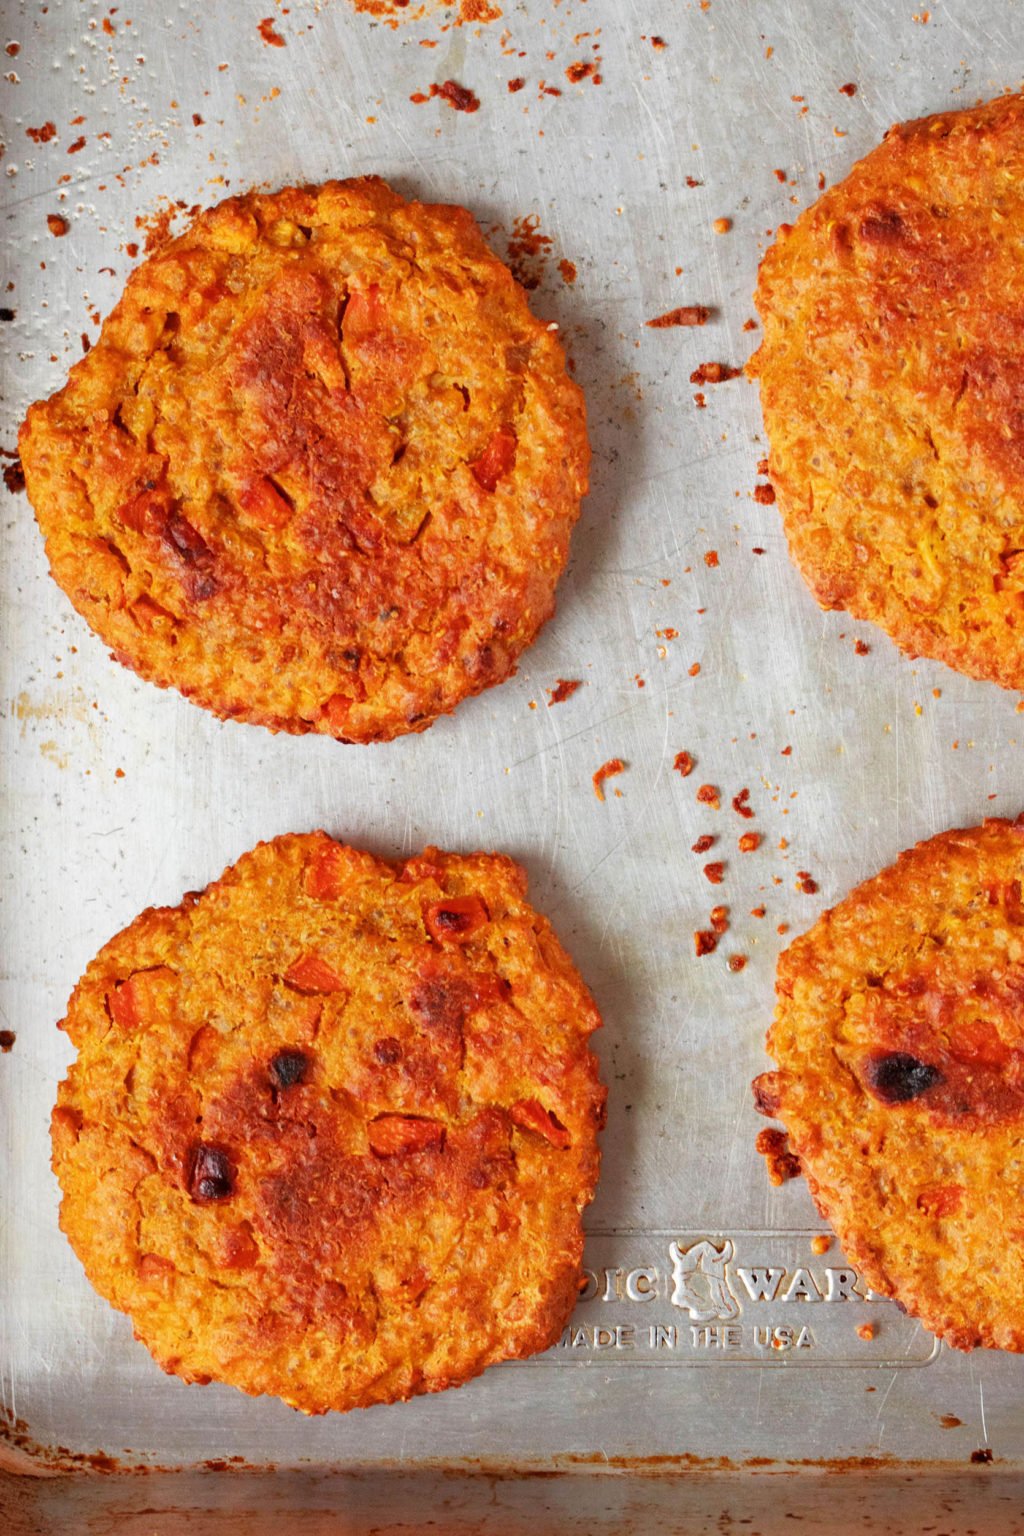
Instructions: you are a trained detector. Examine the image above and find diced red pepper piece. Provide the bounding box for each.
[283,953,346,994]
[424,895,489,944]
[106,966,176,1029]
[343,284,386,341]
[470,427,517,493]
[510,1098,571,1150]
[916,1183,964,1218]
[368,1115,445,1156]
[237,476,293,530]
[303,843,346,901]
[107,978,143,1029]
[320,693,353,734]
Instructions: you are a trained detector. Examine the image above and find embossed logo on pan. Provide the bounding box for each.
[518,1232,941,1368]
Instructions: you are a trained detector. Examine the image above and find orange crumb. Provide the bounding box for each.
[593,758,626,803]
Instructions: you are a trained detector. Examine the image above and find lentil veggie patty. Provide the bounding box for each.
[20,178,588,741]
[748,92,1024,690]
[755,818,1024,1351]
[52,832,605,1413]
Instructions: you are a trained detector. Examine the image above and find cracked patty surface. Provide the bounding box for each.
[20,178,589,742]
[755,819,1024,1352]
[52,832,605,1413]
[748,92,1024,690]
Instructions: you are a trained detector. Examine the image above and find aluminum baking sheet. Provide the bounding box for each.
[3,0,1024,1473]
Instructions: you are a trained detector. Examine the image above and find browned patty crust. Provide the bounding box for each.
[755,819,1024,1352]
[20,179,588,742]
[749,92,1024,690]
[52,833,605,1412]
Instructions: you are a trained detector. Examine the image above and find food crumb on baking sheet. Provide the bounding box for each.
[810,1234,832,1255]
[411,80,481,113]
[257,17,286,46]
[504,212,554,290]
[756,1127,800,1185]
[592,757,626,802]
[645,305,710,329]
[0,1031,15,1053]
[690,362,741,384]
[546,678,581,706]
[3,457,25,494]
[856,1323,876,1342]
[46,214,69,237]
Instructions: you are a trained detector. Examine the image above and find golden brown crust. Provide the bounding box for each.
[757,818,1024,1351]
[749,92,1024,690]
[52,833,605,1413]
[20,178,588,742]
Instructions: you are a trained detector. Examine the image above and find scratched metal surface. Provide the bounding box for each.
[3,0,1024,1474]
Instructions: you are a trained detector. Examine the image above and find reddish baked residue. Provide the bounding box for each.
[710,905,729,935]
[704,549,719,568]
[727,955,748,973]
[566,61,598,84]
[547,678,582,706]
[839,82,858,96]
[3,457,26,494]
[694,930,718,957]
[753,483,776,504]
[27,121,57,143]
[738,832,760,853]
[0,1030,15,1052]
[67,135,87,154]
[732,789,754,819]
[690,362,741,385]
[257,17,287,46]
[646,305,710,329]
[797,871,819,895]
[692,834,715,853]
[558,259,577,285]
[508,77,526,93]
[46,214,69,237]
[703,862,725,885]
[134,203,178,255]
[855,639,871,655]
[424,79,481,112]
[592,758,625,802]
[696,784,720,810]
[506,213,553,291]
[674,751,695,777]
[756,1127,801,1185]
